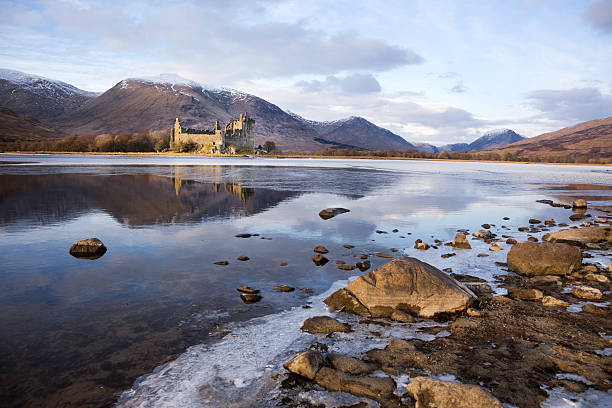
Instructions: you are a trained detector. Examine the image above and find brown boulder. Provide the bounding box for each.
[406,377,503,408]
[572,285,603,300]
[327,353,373,375]
[313,245,329,254]
[240,293,262,303]
[284,350,324,380]
[311,254,329,266]
[543,226,612,247]
[573,199,587,209]
[507,242,582,277]
[300,316,351,334]
[315,367,396,402]
[323,257,476,318]
[507,288,543,301]
[451,232,472,249]
[69,238,107,259]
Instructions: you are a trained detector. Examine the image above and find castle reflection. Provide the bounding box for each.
[0,170,298,228]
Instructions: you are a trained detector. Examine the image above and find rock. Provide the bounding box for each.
[356,260,370,272]
[280,262,288,266]
[473,230,495,239]
[274,284,295,292]
[311,254,329,266]
[507,288,543,301]
[450,274,487,283]
[240,293,262,303]
[482,224,491,229]
[335,260,346,264]
[68,238,107,259]
[537,199,554,205]
[467,307,482,317]
[214,261,229,265]
[327,353,373,375]
[314,245,329,254]
[284,350,324,380]
[315,367,396,402]
[338,264,355,271]
[545,219,555,225]
[441,253,456,258]
[582,304,606,314]
[237,256,250,261]
[503,217,510,220]
[585,273,609,283]
[375,252,393,258]
[463,282,493,297]
[527,236,538,242]
[506,238,518,245]
[541,296,569,307]
[477,253,489,257]
[489,243,502,251]
[392,229,399,233]
[319,208,350,220]
[529,275,562,285]
[507,242,582,277]
[518,227,528,232]
[301,316,351,334]
[234,233,252,238]
[529,219,541,224]
[406,377,503,408]
[452,232,472,249]
[390,310,414,323]
[573,199,587,209]
[237,285,259,294]
[414,239,430,250]
[343,244,355,249]
[570,214,585,221]
[323,257,476,319]
[572,286,603,300]
[543,226,612,247]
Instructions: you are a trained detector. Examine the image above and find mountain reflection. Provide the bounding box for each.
[0,172,300,227]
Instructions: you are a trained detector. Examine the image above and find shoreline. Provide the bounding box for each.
[1,151,610,167]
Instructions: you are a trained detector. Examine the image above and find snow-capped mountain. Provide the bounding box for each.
[0,68,97,123]
[439,129,524,153]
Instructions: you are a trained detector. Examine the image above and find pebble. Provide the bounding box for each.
[489,243,502,251]
[274,285,295,292]
[375,252,393,258]
[240,293,262,304]
[237,256,250,261]
[441,253,456,258]
[214,261,228,265]
[529,219,541,224]
[234,233,252,238]
[237,285,259,294]
[338,264,355,271]
[477,253,489,257]
[311,254,329,266]
[313,245,329,254]
[343,244,355,249]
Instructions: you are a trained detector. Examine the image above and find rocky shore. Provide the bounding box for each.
[273,200,612,408]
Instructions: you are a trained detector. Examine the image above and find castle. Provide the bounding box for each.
[170,112,255,153]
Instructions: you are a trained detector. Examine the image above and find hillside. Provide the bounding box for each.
[489,117,612,159]
[0,69,96,123]
[439,129,524,153]
[0,107,63,142]
[48,75,326,151]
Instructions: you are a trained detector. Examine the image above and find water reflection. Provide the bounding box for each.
[0,171,300,228]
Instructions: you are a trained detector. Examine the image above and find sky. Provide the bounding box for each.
[0,0,611,145]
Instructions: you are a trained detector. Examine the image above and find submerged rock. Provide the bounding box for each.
[69,238,107,259]
[213,260,229,265]
[236,285,259,294]
[507,242,582,277]
[240,293,262,304]
[274,284,295,292]
[284,350,324,380]
[406,377,503,408]
[356,260,370,272]
[319,207,350,220]
[311,254,329,266]
[301,316,351,334]
[323,257,476,319]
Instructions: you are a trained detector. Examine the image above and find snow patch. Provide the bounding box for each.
[128,73,216,91]
[0,68,97,97]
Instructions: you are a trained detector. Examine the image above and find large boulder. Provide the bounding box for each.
[69,238,107,259]
[323,257,476,318]
[507,242,581,277]
[283,350,324,380]
[406,377,503,408]
[543,226,612,247]
[301,316,351,334]
[451,232,472,249]
[315,367,396,402]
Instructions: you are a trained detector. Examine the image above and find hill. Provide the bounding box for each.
[439,129,524,153]
[0,106,63,142]
[48,75,326,152]
[0,69,96,123]
[489,117,612,159]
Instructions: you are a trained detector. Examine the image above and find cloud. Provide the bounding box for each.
[449,81,466,93]
[526,87,612,122]
[4,0,422,83]
[583,0,612,33]
[296,74,381,94]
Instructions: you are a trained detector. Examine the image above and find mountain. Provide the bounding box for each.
[439,129,524,153]
[49,75,326,151]
[489,117,612,159]
[288,112,422,151]
[0,106,63,142]
[0,69,97,123]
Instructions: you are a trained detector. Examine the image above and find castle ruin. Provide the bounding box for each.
[170,112,255,153]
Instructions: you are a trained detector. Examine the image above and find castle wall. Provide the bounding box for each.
[170,113,254,153]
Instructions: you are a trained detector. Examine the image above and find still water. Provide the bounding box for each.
[0,154,610,407]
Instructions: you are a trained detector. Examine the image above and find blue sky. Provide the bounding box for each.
[1,0,611,145]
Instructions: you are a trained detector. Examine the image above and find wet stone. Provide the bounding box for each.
[234,233,252,238]
[301,316,351,334]
[313,245,329,254]
[311,254,329,266]
[213,261,228,265]
[572,285,603,300]
[274,284,295,292]
[236,255,250,261]
[240,293,262,304]
[237,285,259,294]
